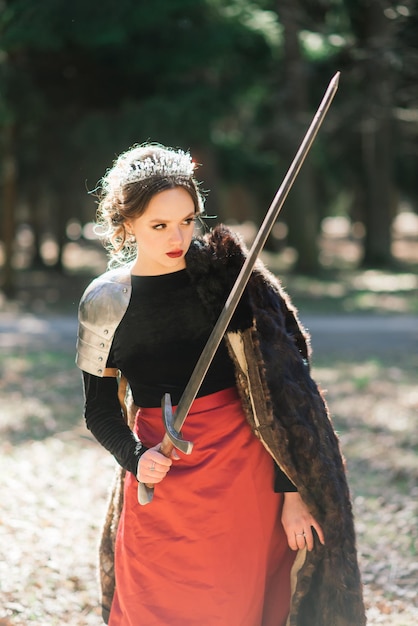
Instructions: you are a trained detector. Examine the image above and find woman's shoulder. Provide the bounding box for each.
[78,265,132,324]
[195,224,282,289]
[195,223,304,318]
[76,265,133,375]
[195,223,246,255]
[81,265,131,300]
[187,224,247,272]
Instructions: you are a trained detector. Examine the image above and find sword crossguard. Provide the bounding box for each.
[161,393,194,455]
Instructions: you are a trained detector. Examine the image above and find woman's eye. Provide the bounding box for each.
[153,224,166,230]
[183,217,195,226]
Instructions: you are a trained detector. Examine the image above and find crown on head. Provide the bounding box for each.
[103,147,195,190]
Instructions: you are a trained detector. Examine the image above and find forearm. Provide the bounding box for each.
[82,372,147,475]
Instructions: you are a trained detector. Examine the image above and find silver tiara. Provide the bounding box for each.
[104,148,195,189]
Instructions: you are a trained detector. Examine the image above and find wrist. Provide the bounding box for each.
[284,491,301,502]
[283,491,300,500]
[134,443,147,481]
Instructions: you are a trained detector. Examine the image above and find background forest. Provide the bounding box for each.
[1,0,418,299]
[1,3,418,625]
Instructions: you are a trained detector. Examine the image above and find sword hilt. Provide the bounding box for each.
[138,394,194,505]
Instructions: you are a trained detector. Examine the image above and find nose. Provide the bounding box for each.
[169,226,183,246]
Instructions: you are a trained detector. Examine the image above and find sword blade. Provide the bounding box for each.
[171,72,340,436]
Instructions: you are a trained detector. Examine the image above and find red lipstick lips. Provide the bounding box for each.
[167,250,183,258]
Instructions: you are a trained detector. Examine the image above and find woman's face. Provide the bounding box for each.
[126,187,196,276]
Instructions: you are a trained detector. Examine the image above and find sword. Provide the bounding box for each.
[138,72,340,505]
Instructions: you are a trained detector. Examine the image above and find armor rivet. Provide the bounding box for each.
[104,329,109,335]
[98,369,103,374]
[98,356,103,362]
[123,287,128,293]
[100,342,105,348]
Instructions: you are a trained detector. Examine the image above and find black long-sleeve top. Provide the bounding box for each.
[82,269,237,475]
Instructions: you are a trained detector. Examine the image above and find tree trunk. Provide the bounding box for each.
[1,123,18,298]
[274,0,320,273]
[355,0,396,267]
[361,93,394,266]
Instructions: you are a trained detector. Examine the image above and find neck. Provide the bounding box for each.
[131,258,187,277]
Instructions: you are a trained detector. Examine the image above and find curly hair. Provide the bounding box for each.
[95,143,206,267]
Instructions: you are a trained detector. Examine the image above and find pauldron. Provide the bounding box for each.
[76,267,132,376]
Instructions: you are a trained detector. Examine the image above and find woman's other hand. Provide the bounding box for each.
[281,491,325,552]
[136,444,178,484]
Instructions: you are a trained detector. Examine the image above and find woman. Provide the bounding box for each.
[76,143,365,626]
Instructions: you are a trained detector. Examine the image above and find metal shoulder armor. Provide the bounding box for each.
[76,266,132,376]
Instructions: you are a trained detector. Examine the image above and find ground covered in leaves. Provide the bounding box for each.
[0,243,417,626]
[316,353,418,625]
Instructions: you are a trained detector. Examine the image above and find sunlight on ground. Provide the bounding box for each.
[313,357,418,626]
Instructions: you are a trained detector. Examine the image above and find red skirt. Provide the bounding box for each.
[109,388,295,626]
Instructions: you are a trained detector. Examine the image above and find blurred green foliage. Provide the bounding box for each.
[1,0,417,290]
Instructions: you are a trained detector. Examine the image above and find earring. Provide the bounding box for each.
[126,230,136,243]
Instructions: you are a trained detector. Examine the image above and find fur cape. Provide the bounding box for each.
[95,225,366,626]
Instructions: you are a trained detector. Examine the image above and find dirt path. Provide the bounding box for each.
[1,311,417,354]
[308,313,417,356]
